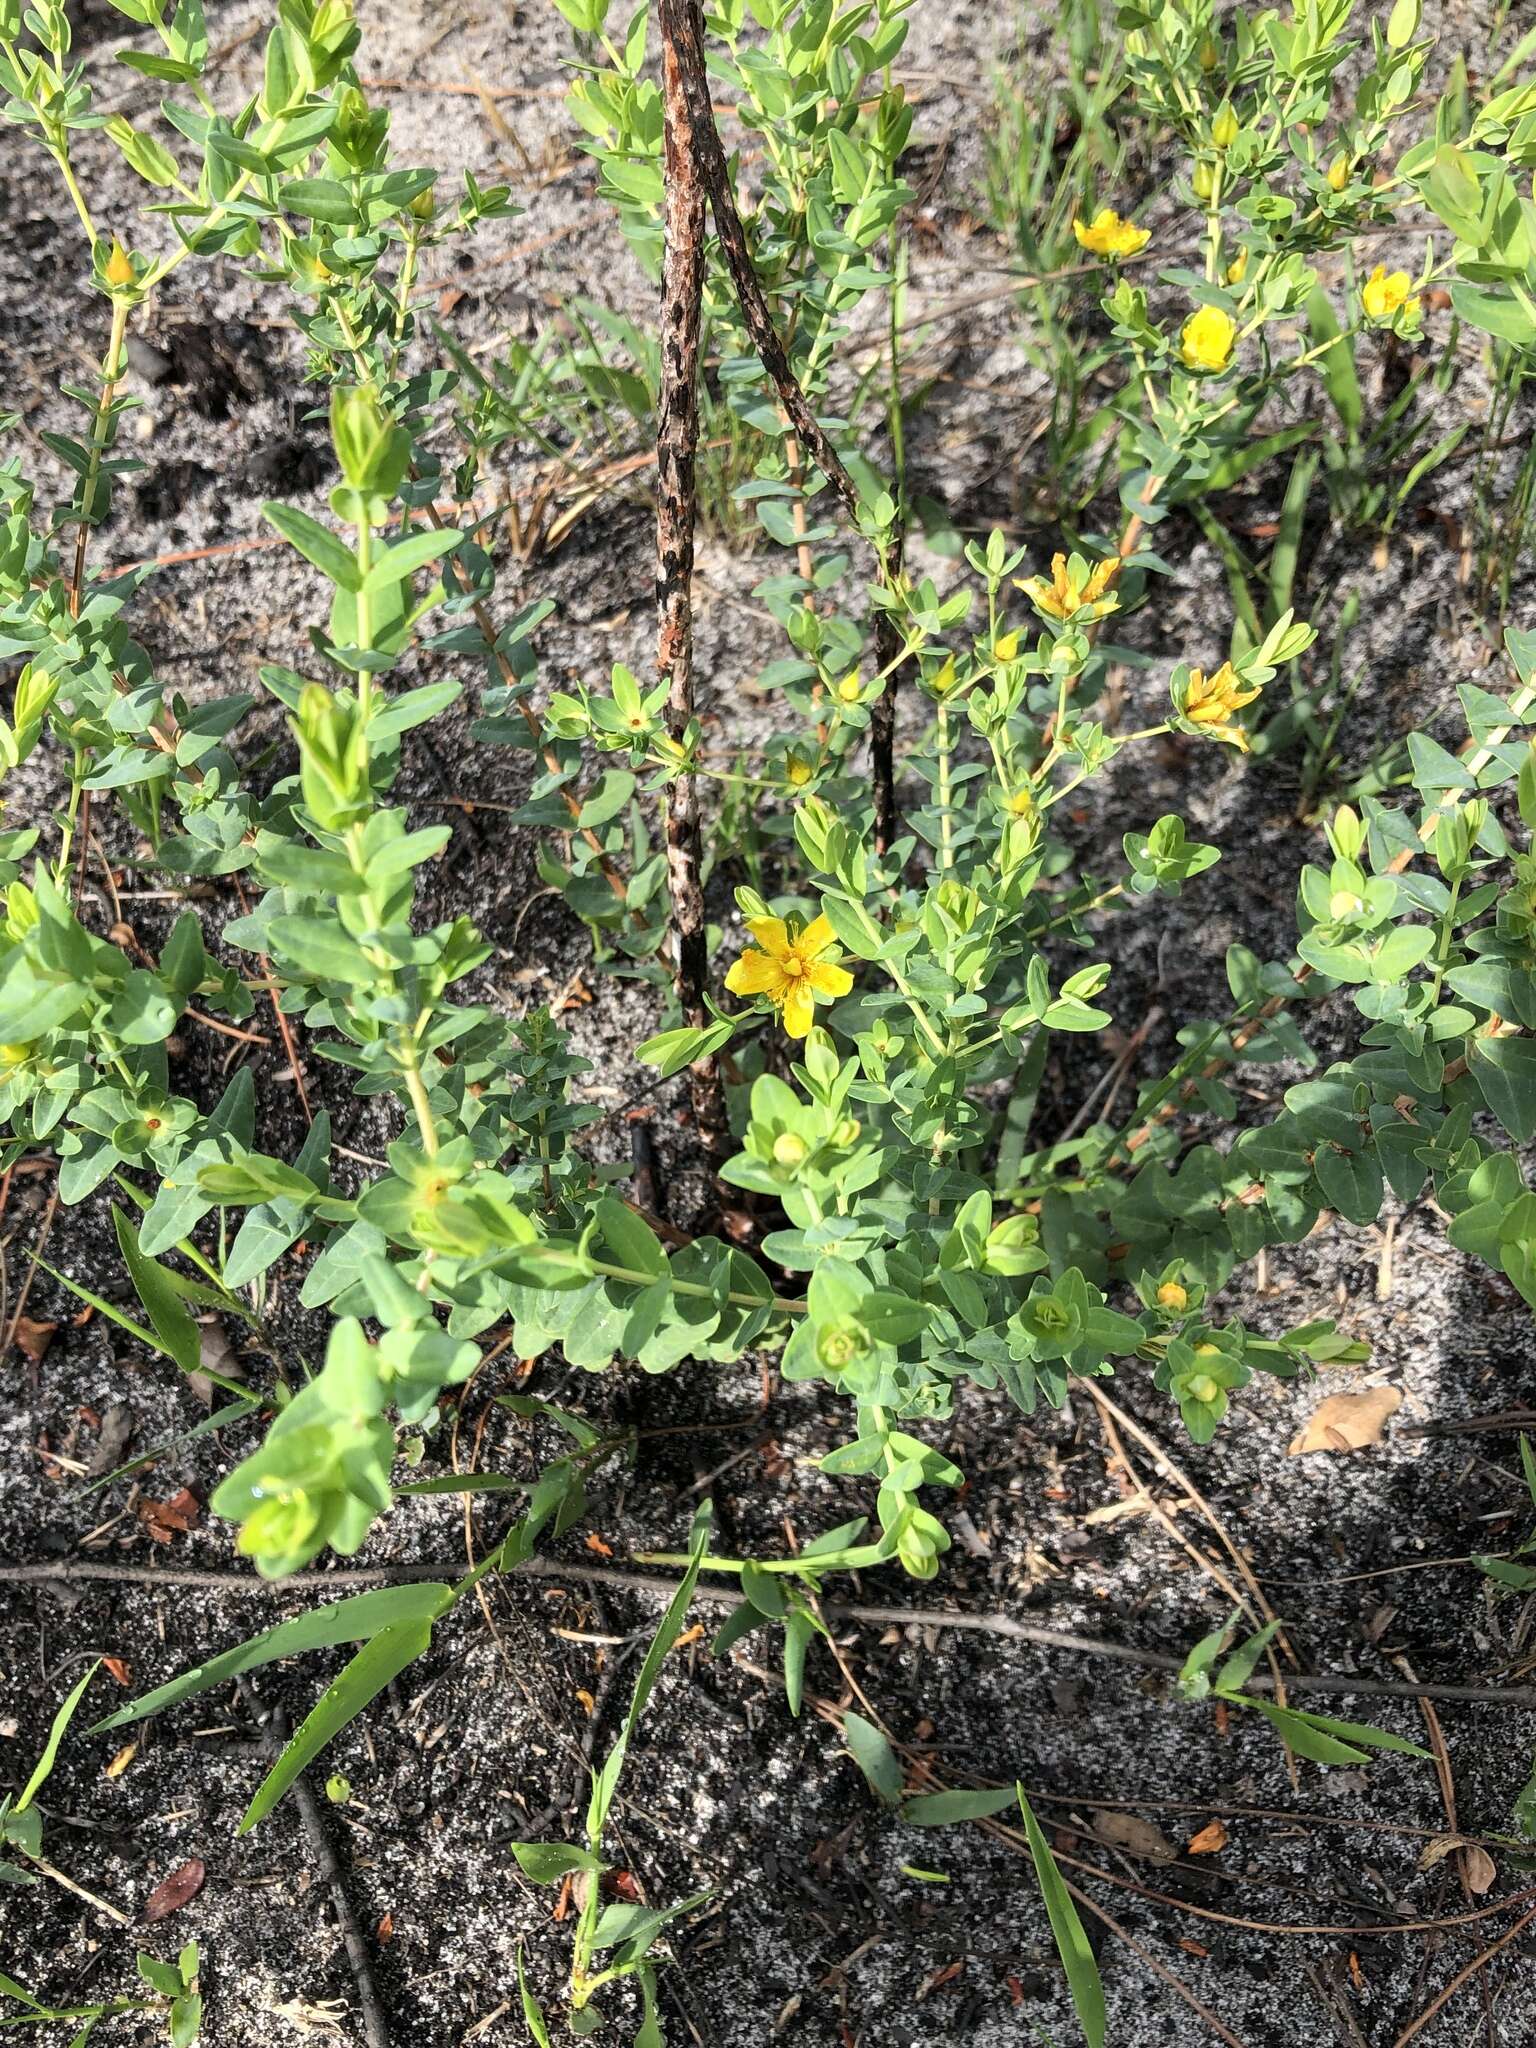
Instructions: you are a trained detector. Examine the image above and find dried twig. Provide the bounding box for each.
[239,1682,391,2048]
[16,1556,1536,1708]
[663,0,906,845]
[656,0,728,1161]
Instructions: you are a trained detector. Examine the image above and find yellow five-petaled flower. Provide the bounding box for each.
[1072,208,1150,260]
[1181,661,1262,750]
[1180,304,1238,371]
[1015,551,1121,623]
[724,913,853,1040]
[1362,264,1417,323]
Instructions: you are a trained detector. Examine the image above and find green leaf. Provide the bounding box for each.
[170,1991,202,2047]
[843,1712,903,1807]
[592,1196,666,1282]
[281,178,358,226]
[1244,1698,1429,1765]
[517,1948,553,2048]
[267,916,379,986]
[263,502,360,590]
[239,1618,436,1831]
[1471,1035,1536,1143]
[113,1207,202,1376]
[17,1662,99,1811]
[92,1585,451,1733]
[586,1521,707,1840]
[509,1841,603,1884]
[361,528,463,592]
[901,1786,1018,1826]
[636,1019,735,1077]
[1017,1785,1105,2048]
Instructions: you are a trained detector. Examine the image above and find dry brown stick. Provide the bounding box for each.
[656,0,728,1162]
[1079,1379,1299,1736]
[1084,1386,1296,1788]
[3,1183,58,1377]
[231,874,313,1127]
[240,1681,391,2048]
[16,1556,1536,1708]
[664,0,906,847]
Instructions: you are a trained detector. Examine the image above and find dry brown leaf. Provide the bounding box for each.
[1091,1812,1177,1864]
[102,1655,132,1687]
[1463,1844,1497,1895]
[138,1488,203,1542]
[188,1317,246,1407]
[144,1857,205,1922]
[1186,1819,1229,1855]
[1288,1385,1402,1456]
[104,1741,137,1780]
[13,1316,57,1364]
[85,1400,136,1480]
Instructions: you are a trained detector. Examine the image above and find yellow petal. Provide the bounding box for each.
[799,913,837,959]
[807,961,853,999]
[781,979,816,1039]
[744,915,789,960]
[726,950,787,997]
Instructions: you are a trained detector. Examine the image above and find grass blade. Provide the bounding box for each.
[239,1616,437,1832]
[1016,1784,1106,2048]
[92,1585,453,1733]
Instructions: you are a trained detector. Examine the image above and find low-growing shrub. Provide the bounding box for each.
[5,0,1536,2038]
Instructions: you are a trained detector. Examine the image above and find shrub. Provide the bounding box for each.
[3,0,1535,2038]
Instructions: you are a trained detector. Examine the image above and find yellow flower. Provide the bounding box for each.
[784,752,813,788]
[1072,207,1150,260]
[1362,263,1416,322]
[1225,249,1248,286]
[1001,785,1036,817]
[1156,1281,1188,1311]
[835,672,862,705]
[993,631,1020,661]
[104,239,135,290]
[1180,661,1262,749]
[1014,551,1121,623]
[1180,303,1237,371]
[724,913,854,1040]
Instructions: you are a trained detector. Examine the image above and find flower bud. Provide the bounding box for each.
[104,239,135,289]
[1326,151,1349,192]
[1211,104,1239,150]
